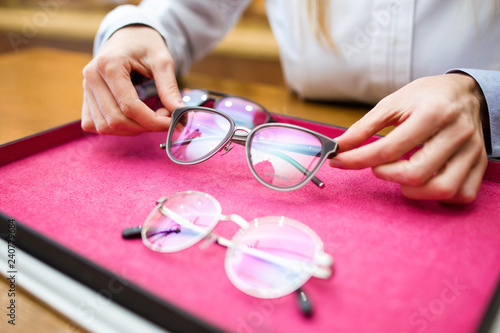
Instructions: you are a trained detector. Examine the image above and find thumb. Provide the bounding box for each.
[154,70,185,114]
[148,48,185,113]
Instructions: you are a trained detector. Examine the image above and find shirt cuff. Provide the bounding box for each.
[98,5,180,51]
[447,68,500,158]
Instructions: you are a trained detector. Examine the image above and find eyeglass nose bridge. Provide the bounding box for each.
[234,126,250,136]
[229,126,250,145]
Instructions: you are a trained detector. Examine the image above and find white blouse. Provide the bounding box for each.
[266,0,500,103]
[94,0,500,156]
[95,0,500,104]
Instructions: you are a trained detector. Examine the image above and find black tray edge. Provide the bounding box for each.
[0,212,224,333]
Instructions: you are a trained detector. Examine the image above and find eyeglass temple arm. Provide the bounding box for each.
[170,136,328,158]
[159,206,212,236]
[234,138,330,155]
[217,236,332,279]
[123,223,333,280]
[122,210,249,240]
[163,138,326,188]
[122,204,210,239]
[122,226,143,239]
[123,209,332,279]
[231,138,327,189]
[215,214,333,279]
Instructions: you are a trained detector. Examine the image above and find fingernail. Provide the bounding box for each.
[329,159,344,169]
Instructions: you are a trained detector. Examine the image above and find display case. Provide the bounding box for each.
[1,114,499,333]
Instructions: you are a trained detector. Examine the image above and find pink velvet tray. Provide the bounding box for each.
[1,114,500,333]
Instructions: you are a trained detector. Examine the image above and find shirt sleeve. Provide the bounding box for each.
[447,69,500,158]
[93,0,251,76]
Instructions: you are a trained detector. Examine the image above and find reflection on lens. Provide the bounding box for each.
[249,127,323,189]
[181,89,208,106]
[225,216,318,298]
[142,192,220,252]
[216,97,267,129]
[169,110,231,163]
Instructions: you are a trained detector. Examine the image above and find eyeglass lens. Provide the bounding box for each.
[143,192,219,252]
[181,88,209,106]
[249,126,324,189]
[170,110,232,163]
[226,216,319,298]
[181,89,268,129]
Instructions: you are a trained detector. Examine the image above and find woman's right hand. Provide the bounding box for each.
[82,25,184,136]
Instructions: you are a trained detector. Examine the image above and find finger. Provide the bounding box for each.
[372,120,475,186]
[330,111,439,170]
[84,78,108,133]
[150,55,184,112]
[95,57,171,132]
[81,88,97,133]
[442,150,487,203]
[437,133,487,203]
[83,64,147,134]
[84,79,142,136]
[154,107,171,118]
[400,139,485,202]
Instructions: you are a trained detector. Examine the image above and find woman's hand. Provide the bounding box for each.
[82,25,184,136]
[330,73,488,203]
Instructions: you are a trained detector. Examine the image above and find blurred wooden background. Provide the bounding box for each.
[0,0,284,85]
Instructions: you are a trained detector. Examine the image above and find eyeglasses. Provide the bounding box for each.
[135,80,274,129]
[160,107,339,191]
[122,191,333,301]
[180,88,275,129]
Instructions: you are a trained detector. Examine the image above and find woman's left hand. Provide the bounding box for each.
[330,73,488,203]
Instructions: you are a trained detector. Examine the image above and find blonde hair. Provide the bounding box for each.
[307,0,336,50]
[465,0,499,30]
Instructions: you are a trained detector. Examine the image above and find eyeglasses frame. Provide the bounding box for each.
[164,106,339,191]
[134,80,275,126]
[181,87,276,126]
[139,190,333,299]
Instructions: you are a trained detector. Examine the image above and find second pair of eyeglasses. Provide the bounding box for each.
[136,80,339,191]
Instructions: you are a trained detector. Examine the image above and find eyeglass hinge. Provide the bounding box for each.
[220,143,234,155]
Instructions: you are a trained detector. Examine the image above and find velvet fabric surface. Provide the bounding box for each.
[1,115,500,333]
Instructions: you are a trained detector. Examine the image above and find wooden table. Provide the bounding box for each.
[0,47,373,332]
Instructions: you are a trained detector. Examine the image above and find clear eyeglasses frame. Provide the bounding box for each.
[123,191,333,300]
